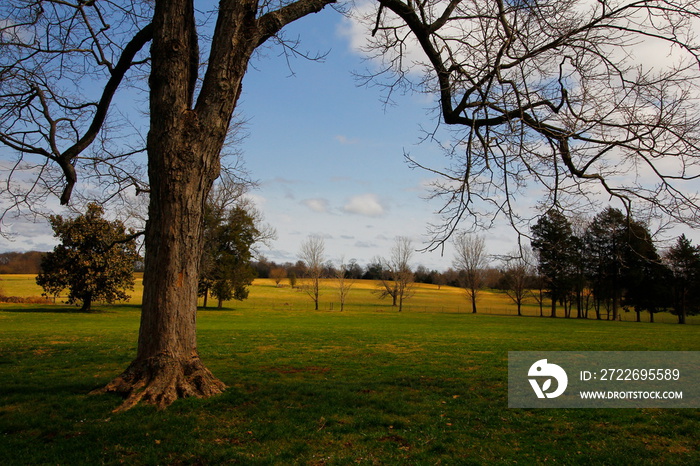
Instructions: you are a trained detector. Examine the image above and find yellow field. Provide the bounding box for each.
[3,274,694,324]
[0,274,49,297]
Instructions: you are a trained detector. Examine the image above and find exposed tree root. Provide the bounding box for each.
[92,353,226,412]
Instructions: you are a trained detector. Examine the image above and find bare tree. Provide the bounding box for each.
[270,267,288,287]
[453,232,488,314]
[299,235,326,310]
[365,0,700,247]
[500,248,535,317]
[376,236,415,312]
[334,256,356,311]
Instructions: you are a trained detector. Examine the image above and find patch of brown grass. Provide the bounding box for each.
[0,294,53,304]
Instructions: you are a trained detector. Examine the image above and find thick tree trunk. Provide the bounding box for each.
[96,0,229,411]
[94,0,335,412]
[97,109,227,411]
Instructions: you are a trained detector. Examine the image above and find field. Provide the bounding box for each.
[1,276,699,464]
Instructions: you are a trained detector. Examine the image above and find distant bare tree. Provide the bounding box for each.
[376,236,415,312]
[453,233,488,313]
[270,267,288,287]
[335,256,356,312]
[299,235,325,310]
[500,248,535,317]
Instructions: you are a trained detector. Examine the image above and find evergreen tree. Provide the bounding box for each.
[619,218,669,322]
[531,210,576,318]
[199,204,260,309]
[36,203,138,312]
[584,208,629,320]
[665,235,700,324]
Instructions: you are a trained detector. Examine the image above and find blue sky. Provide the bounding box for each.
[1,3,698,270]
[229,8,479,269]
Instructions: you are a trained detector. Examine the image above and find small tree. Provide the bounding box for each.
[36,203,138,312]
[270,267,288,287]
[376,237,415,312]
[198,176,275,309]
[335,256,356,312]
[299,235,326,310]
[452,233,488,314]
[200,201,271,309]
[501,248,535,317]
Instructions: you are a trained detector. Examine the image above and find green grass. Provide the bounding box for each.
[1,277,699,464]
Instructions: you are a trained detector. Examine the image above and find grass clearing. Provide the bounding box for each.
[1,276,698,464]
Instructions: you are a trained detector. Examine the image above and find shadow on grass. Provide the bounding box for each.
[0,304,141,314]
[1,380,107,397]
[197,305,246,312]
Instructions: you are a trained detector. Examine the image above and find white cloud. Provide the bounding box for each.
[337,0,426,74]
[302,198,330,213]
[335,135,359,145]
[245,192,268,209]
[343,193,386,217]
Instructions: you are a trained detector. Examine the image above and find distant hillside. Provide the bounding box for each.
[0,251,45,274]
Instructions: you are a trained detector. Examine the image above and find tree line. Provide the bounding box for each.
[0,251,44,274]
[249,208,700,326]
[530,208,699,324]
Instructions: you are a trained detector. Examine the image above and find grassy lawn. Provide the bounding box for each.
[1,276,698,464]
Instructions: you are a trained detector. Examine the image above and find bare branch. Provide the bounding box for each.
[364,0,700,246]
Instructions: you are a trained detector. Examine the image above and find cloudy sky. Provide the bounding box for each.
[1,3,698,270]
